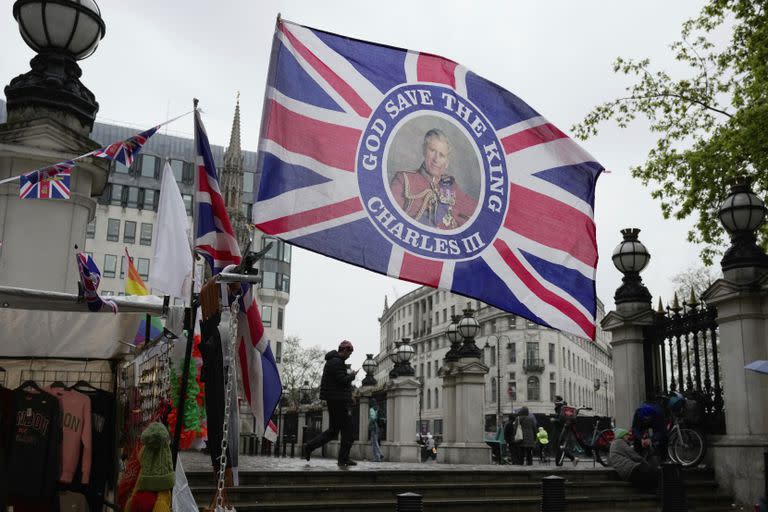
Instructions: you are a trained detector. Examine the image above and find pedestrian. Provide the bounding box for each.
[368,398,383,462]
[536,426,549,462]
[518,407,536,466]
[608,428,660,493]
[503,415,522,465]
[424,433,437,462]
[302,340,359,467]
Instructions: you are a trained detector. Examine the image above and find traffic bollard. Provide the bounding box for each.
[395,492,423,512]
[661,461,688,512]
[541,475,566,512]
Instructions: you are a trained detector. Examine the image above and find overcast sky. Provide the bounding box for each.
[0,1,718,370]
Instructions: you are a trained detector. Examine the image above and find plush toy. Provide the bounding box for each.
[125,422,175,512]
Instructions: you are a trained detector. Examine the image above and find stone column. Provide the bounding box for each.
[601,303,655,428]
[296,409,307,448]
[383,376,420,462]
[702,269,768,505]
[0,122,109,293]
[439,357,491,464]
[355,394,371,461]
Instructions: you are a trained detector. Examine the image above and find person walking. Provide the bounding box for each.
[368,398,383,462]
[518,407,536,466]
[424,433,437,462]
[536,426,549,462]
[303,340,358,466]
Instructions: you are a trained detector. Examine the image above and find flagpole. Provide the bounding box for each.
[171,98,200,468]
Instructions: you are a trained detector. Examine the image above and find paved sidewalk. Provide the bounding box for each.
[180,451,609,473]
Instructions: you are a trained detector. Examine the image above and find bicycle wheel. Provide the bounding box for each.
[672,428,705,467]
[666,433,680,464]
[593,430,613,467]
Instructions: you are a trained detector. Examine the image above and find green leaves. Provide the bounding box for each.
[573,0,768,265]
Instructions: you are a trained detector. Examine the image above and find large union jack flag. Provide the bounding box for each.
[254,20,603,340]
[194,109,282,432]
[19,160,74,199]
[91,126,159,167]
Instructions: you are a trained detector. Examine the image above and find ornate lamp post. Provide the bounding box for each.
[299,380,311,405]
[717,178,768,271]
[7,0,106,130]
[444,315,462,362]
[395,339,415,377]
[612,228,652,304]
[362,353,378,386]
[457,303,481,358]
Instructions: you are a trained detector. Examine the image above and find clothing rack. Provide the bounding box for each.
[18,368,114,391]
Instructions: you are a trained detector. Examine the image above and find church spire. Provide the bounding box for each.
[221,92,248,250]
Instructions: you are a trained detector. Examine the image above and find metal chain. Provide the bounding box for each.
[215,293,240,510]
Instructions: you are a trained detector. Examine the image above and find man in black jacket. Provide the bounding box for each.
[303,340,358,466]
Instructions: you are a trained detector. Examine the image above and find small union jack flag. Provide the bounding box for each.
[76,252,118,314]
[92,126,159,167]
[19,160,75,199]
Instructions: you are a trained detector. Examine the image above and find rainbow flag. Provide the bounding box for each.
[125,248,163,344]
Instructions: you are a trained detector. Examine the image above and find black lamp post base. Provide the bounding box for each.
[614,272,652,305]
[457,341,482,359]
[721,234,768,272]
[5,52,99,130]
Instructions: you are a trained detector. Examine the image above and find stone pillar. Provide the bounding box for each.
[383,376,420,462]
[355,393,371,461]
[702,270,768,505]
[296,409,307,448]
[438,357,491,464]
[0,123,108,293]
[601,303,655,428]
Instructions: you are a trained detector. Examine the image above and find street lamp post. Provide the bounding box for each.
[484,335,510,431]
[362,353,378,386]
[456,303,481,359]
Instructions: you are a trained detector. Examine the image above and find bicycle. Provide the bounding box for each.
[555,404,615,467]
[633,394,706,467]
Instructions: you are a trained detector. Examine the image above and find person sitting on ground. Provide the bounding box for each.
[630,402,667,460]
[608,428,660,493]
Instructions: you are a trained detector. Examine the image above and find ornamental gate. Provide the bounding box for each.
[643,297,726,434]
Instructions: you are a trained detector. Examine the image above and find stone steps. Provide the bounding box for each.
[188,467,729,511]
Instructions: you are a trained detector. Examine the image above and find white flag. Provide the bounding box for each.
[150,162,193,298]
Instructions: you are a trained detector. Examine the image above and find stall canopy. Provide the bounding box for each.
[0,285,167,359]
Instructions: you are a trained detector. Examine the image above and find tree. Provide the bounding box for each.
[670,265,718,300]
[573,0,768,265]
[279,335,325,407]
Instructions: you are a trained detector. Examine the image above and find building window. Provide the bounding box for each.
[170,159,184,182]
[277,308,284,330]
[275,341,282,363]
[550,382,557,402]
[550,372,556,382]
[142,189,157,211]
[434,388,439,408]
[434,360,438,376]
[526,320,538,329]
[140,223,153,246]
[427,363,432,378]
[263,237,279,259]
[114,161,129,174]
[124,221,136,244]
[119,255,127,278]
[107,219,120,242]
[549,343,555,364]
[140,154,158,178]
[280,274,290,293]
[526,342,540,362]
[262,305,272,327]
[490,346,496,366]
[508,343,516,363]
[243,172,254,193]
[281,242,291,263]
[182,194,192,216]
[137,258,150,281]
[450,305,455,317]
[86,219,96,239]
[126,186,139,208]
[110,184,124,206]
[507,380,517,401]
[103,254,117,278]
[508,315,517,329]
[491,377,497,402]
[527,376,540,401]
[427,389,431,409]
[442,309,447,323]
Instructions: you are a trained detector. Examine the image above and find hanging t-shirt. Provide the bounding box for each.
[0,387,15,510]
[9,388,62,499]
[44,387,92,485]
